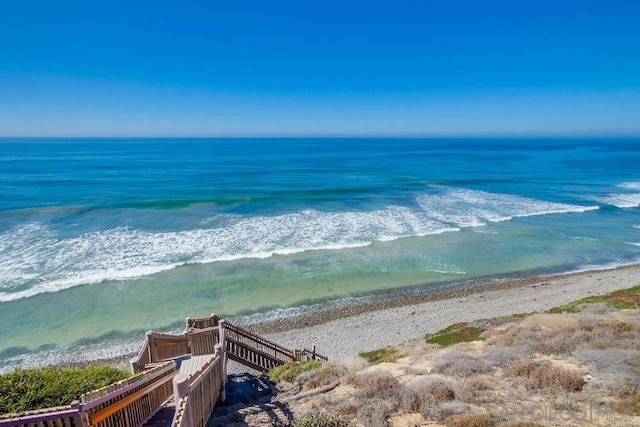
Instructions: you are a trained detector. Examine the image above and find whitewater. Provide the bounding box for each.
[0,137,639,369]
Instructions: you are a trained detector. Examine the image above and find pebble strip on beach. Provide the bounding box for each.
[260,264,640,360]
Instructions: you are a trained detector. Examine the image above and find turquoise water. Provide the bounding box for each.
[1,138,639,368]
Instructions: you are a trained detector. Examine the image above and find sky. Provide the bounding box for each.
[0,0,639,137]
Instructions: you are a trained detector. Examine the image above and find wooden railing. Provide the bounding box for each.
[147,332,190,363]
[300,346,329,362]
[0,362,177,427]
[172,350,225,427]
[81,361,177,427]
[186,327,220,356]
[1,313,326,427]
[0,403,82,427]
[186,314,219,330]
[131,330,192,373]
[130,336,151,373]
[223,321,295,365]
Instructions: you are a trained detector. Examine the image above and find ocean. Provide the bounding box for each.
[1,137,639,370]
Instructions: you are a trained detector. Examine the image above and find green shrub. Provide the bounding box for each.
[425,323,486,347]
[266,361,323,383]
[0,365,130,414]
[293,413,351,427]
[549,285,640,313]
[359,347,400,364]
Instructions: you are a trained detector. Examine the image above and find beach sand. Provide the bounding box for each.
[259,264,640,360]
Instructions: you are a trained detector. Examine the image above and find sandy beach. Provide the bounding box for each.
[261,264,640,360]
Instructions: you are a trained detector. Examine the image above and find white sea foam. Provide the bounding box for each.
[591,182,640,208]
[620,182,640,190]
[597,193,640,208]
[0,188,599,302]
[415,188,598,227]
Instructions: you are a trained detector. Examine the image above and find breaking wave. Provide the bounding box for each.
[0,188,598,302]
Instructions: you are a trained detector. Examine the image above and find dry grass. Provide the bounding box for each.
[484,346,529,367]
[285,285,640,426]
[446,413,496,427]
[510,360,584,392]
[616,392,640,416]
[433,351,493,377]
[488,315,640,356]
[297,364,345,390]
[454,376,495,404]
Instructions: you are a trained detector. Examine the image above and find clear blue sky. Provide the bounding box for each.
[1,0,639,136]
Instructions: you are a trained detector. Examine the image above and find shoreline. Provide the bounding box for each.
[2,263,639,371]
[256,263,640,360]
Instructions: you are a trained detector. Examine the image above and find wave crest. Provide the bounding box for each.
[0,188,598,301]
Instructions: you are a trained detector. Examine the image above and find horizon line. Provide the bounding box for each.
[1,132,639,140]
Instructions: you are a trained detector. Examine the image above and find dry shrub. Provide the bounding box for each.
[510,360,584,392]
[595,374,640,398]
[455,376,494,404]
[347,371,400,400]
[498,423,546,427]
[579,302,618,314]
[488,314,640,356]
[575,348,640,371]
[484,346,529,367]
[400,378,458,421]
[356,398,393,427]
[403,365,432,376]
[575,348,640,397]
[437,401,468,419]
[446,413,496,427]
[333,398,359,418]
[552,392,583,412]
[616,392,640,416]
[297,364,345,390]
[433,351,493,377]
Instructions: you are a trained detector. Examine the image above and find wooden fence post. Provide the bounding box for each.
[70,400,87,427]
[214,343,225,403]
[217,319,227,403]
[174,375,193,427]
[146,331,158,363]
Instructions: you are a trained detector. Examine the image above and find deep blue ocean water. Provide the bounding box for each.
[1,137,639,369]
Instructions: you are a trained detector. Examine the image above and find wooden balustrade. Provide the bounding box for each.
[172,349,224,427]
[185,314,220,330]
[81,361,177,427]
[130,337,151,374]
[223,322,295,364]
[186,327,220,356]
[146,332,190,362]
[1,314,325,427]
[0,403,81,427]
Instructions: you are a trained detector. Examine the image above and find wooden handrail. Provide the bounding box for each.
[1,315,325,427]
[88,370,179,424]
[82,361,175,410]
[225,338,289,362]
[224,322,294,357]
[0,406,78,425]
